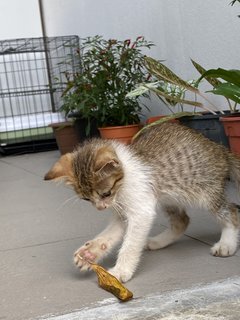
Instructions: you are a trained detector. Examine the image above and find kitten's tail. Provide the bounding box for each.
[228,152,240,190]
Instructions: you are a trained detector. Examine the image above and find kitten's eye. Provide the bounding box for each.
[101,191,111,198]
[82,197,90,201]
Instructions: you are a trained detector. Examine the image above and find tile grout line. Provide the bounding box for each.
[0,236,86,253]
[0,157,45,178]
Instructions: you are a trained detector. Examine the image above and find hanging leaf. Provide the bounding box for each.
[133,111,198,140]
[144,57,198,93]
[145,111,198,126]
[191,59,222,88]
[126,81,160,98]
[145,84,203,108]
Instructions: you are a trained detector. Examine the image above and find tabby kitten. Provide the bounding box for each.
[45,122,240,282]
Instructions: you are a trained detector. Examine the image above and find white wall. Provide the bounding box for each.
[42,0,240,116]
[0,0,42,39]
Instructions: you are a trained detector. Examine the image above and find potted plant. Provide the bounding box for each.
[60,35,154,144]
[48,120,79,155]
[197,67,240,154]
[127,57,230,145]
[59,47,100,141]
[179,59,232,147]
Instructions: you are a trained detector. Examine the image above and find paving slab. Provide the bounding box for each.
[1,151,240,320]
[1,234,240,320]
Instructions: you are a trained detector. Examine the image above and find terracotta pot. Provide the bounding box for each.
[220,115,240,155]
[98,124,142,144]
[146,115,179,125]
[49,121,79,155]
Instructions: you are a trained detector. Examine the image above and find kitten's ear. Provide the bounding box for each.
[94,147,120,175]
[44,153,74,182]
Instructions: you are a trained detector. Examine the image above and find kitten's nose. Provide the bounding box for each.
[96,201,108,210]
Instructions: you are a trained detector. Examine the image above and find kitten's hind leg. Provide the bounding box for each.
[147,206,189,250]
[211,202,239,257]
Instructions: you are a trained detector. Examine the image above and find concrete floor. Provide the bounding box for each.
[0,150,240,320]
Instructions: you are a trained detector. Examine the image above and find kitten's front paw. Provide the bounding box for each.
[74,238,108,271]
[211,241,237,257]
[108,266,133,283]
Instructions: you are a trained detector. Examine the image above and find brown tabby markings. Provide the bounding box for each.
[45,122,240,281]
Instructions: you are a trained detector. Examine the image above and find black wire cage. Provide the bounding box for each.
[0,35,80,155]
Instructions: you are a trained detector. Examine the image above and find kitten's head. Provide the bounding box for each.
[44,140,124,210]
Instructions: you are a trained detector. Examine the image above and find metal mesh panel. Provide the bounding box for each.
[0,36,80,154]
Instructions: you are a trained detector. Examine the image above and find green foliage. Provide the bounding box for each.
[197,68,240,111]
[128,57,220,115]
[60,35,154,128]
[198,68,240,87]
[208,82,240,104]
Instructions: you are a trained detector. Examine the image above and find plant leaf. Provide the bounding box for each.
[144,57,198,93]
[126,85,149,98]
[133,111,197,140]
[207,82,240,104]
[146,111,198,125]
[191,59,222,88]
[198,68,240,87]
[143,85,203,107]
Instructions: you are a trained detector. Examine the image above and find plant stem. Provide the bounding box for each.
[233,102,238,112]
[225,98,234,112]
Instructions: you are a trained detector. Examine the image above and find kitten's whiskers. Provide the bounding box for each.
[57,194,79,211]
[113,201,126,221]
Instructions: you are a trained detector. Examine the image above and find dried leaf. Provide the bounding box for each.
[90,263,133,301]
[144,57,198,93]
[77,254,133,302]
